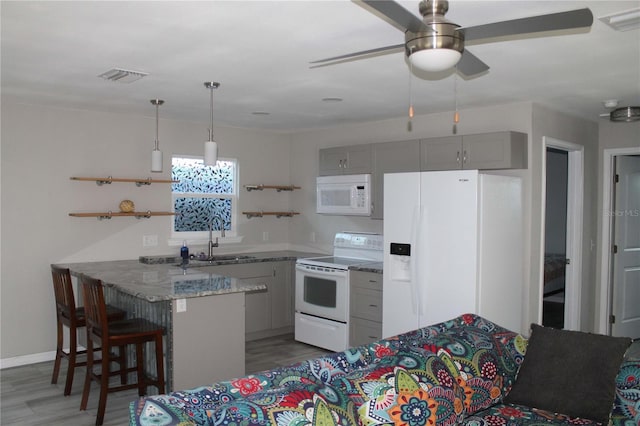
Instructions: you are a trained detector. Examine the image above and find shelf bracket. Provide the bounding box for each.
[95,176,113,186]
[276,212,294,218]
[244,211,264,219]
[276,186,295,192]
[135,178,153,187]
[97,212,113,220]
[134,211,153,219]
[245,185,263,192]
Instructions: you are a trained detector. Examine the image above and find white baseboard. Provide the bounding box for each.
[1,350,57,369]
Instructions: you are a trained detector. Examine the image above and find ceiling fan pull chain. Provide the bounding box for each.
[453,71,459,134]
[408,47,415,132]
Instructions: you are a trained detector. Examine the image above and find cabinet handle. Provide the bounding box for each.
[456,151,461,164]
[368,280,378,283]
[463,150,467,164]
[339,159,343,168]
[369,304,378,308]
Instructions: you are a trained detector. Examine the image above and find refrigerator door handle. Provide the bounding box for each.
[410,205,423,317]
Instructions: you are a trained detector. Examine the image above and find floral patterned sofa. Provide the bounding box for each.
[129,314,639,426]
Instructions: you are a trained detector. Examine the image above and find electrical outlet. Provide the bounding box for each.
[263,231,269,241]
[143,234,158,247]
[176,299,187,313]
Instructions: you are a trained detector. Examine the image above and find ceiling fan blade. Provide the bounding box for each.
[460,8,593,43]
[359,0,427,33]
[310,44,404,67]
[456,50,489,77]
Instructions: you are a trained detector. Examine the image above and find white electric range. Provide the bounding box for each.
[295,232,383,352]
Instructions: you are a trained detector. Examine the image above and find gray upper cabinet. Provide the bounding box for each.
[319,144,372,175]
[421,131,527,171]
[371,139,421,219]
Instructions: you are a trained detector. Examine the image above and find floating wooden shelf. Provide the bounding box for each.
[69,211,177,220]
[242,211,300,219]
[244,184,300,192]
[70,176,179,187]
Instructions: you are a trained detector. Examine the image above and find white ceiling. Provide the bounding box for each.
[2,1,639,132]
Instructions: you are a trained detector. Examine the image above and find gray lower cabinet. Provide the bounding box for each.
[349,271,383,347]
[207,261,294,340]
[421,131,527,171]
[371,139,421,219]
[319,144,372,175]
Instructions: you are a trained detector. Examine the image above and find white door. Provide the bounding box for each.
[611,155,640,338]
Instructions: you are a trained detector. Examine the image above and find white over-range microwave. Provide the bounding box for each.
[316,174,371,216]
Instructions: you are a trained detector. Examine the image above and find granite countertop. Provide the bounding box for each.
[57,250,326,303]
[350,262,383,274]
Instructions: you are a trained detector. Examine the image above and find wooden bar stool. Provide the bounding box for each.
[79,274,165,426]
[50,265,126,396]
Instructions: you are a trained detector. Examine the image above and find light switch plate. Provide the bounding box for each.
[176,298,187,312]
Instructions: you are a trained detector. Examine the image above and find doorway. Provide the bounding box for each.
[541,137,584,331]
[600,152,640,338]
[543,148,569,328]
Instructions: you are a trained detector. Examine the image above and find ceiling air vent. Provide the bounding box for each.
[98,68,148,83]
[610,106,640,123]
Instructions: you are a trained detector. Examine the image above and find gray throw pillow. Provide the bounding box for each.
[504,324,631,423]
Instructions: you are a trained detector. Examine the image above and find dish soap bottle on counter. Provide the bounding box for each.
[180,241,189,265]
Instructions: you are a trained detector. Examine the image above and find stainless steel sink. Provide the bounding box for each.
[179,255,255,266]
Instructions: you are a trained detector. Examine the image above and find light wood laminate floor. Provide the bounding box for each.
[0,334,329,426]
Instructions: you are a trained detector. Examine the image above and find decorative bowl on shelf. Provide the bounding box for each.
[119,199,135,213]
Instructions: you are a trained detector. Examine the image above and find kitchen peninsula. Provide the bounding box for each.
[56,251,321,391]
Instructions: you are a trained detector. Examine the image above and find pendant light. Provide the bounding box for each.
[204,82,220,166]
[150,99,164,173]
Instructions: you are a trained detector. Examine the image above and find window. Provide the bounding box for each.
[171,156,238,242]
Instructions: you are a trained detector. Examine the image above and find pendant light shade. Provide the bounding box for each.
[204,82,220,166]
[150,99,164,173]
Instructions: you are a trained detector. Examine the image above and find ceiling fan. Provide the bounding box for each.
[311,0,594,77]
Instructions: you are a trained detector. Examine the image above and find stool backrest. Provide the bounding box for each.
[80,275,109,339]
[51,265,77,322]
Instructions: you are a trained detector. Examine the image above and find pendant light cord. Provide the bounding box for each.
[408,48,415,132]
[209,85,214,142]
[155,102,160,150]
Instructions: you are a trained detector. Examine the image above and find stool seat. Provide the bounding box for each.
[80,274,165,426]
[50,265,126,396]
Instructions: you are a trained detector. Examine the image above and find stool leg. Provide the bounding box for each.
[51,318,63,385]
[80,335,94,411]
[119,345,127,385]
[136,343,145,396]
[64,326,77,396]
[95,348,110,426]
[154,334,165,394]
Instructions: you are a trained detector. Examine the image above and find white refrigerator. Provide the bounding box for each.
[382,170,523,337]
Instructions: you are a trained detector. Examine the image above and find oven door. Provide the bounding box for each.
[295,263,349,323]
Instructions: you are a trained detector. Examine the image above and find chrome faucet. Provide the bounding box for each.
[208,214,226,258]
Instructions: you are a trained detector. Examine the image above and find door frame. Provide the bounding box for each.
[598,147,640,334]
[541,137,584,330]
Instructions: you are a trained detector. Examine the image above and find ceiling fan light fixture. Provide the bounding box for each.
[610,106,640,123]
[409,48,462,72]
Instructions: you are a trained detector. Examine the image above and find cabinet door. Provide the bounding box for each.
[319,145,372,175]
[319,147,347,175]
[371,140,420,219]
[245,285,271,333]
[462,131,527,170]
[350,318,383,347]
[271,262,294,329]
[420,136,463,171]
[345,145,372,174]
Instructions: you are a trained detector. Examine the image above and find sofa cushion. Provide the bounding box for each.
[392,313,527,415]
[610,357,640,425]
[335,349,465,426]
[464,403,601,425]
[503,324,632,424]
[209,381,358,425]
